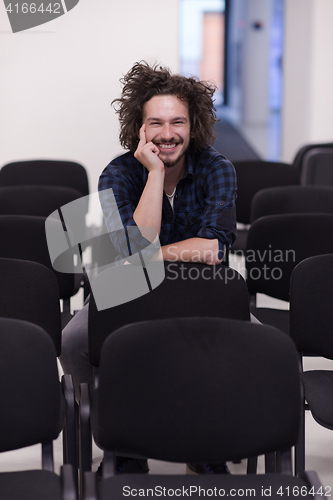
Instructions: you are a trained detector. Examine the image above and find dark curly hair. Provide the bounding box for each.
[111,61,219,152]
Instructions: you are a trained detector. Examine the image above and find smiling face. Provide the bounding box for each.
[142,94,191,169]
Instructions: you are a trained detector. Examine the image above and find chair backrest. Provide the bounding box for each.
[301,147,333,186]
[0,185,83,218]
[233,160,300,224]
[0,318,61,453]
[95,317,301,463]
[292,142,333,172]
[0,215,78,300]
[88,262,250,367]
[0,258,62,355]
[0,159,89,198]
[246,213,333,301]
[251,185,333,222]
[290,254,333,359]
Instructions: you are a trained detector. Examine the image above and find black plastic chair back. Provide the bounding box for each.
[0,215,78,301]
[0,185,83,218]
[95,317,300,463]
[251,185,333,222]
[0,159,89,197]
[0,258,62,356]
[233,160,300,225]
[292,142,333,172]
[289,254,333,476]
[88,262,250,367]
[290,254,333,359]
[300,147,333,186]
[0,318,61,452]
[246,213,333,302]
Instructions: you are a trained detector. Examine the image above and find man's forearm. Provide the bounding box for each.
[133,170,164,240]
[161,237,222,265]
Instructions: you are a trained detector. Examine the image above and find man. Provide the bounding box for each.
[60,61,237,476]
[99,61,236,266]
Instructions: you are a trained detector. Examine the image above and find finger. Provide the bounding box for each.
[138,124,147,146]
[151,144,160,155]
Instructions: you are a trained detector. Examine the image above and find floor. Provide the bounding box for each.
[239,111,283,162]
[1,118,332,490]
[216,106,282,162]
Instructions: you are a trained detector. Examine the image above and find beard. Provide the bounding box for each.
[159,143,189,168]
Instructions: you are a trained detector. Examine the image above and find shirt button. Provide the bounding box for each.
[219,201,224,206]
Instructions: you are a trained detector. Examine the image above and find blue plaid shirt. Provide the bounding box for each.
[98,146,237,260]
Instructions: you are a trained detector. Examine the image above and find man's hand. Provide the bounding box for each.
[133,124,165,237]
[134,124,165,172]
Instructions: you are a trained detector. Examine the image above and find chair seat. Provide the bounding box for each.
[98,472,317,499]
[250,307,290,334]
[301,370,333,430]
[0,470,63,500]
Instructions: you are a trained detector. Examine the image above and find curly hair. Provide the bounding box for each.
[111,61,219,152]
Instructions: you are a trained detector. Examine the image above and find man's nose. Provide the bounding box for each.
[161,123,173,141]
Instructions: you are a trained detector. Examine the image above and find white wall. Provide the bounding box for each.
[3,1,333,177]
[282,0,333,162]
[0,0,179,201]
[311,1,333,142]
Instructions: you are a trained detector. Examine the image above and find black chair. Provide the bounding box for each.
[0,159,89,199]
[246,213,333,333]
[300,147,333,187]
[0,215,80,327]
[232,160,300,252]
[292,142,333,174]
[78,262,250,488]
[0,317,77,500]
[251,185,333,222]
[0,185,83,218]
[81,317,322,499]
[0,258,78,477]
[0,257,62,355]
[0,185,87,301]
[88,261,251,369]
[0,185,87,294]
[0,160,90,255]
[289,255,333,475]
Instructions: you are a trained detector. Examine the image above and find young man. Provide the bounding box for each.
[60,61,237,476]
[99,61,237,266]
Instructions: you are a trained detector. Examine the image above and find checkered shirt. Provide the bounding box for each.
[98,146,237,260]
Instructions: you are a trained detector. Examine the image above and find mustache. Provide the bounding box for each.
[153,139,183,145]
